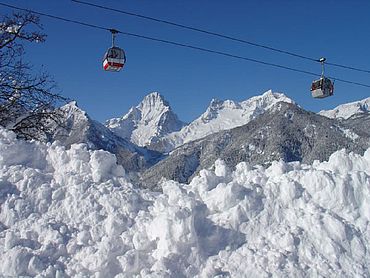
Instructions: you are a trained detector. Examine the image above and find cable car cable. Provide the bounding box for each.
[326,62,370,74]
[71,0,316,62]
[1,2,370,89]
[71,0,370,75]
[0,2,108,31]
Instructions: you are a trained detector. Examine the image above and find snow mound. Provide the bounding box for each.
[319,97,370,119]
[0,127,369,277]
[158,90,294,152]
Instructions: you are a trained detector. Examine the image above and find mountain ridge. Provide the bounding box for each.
[319,97,370,119]
[147,90,295,152]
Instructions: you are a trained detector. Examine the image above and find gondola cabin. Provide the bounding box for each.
[103,46,126,72]
[310,77,334,98]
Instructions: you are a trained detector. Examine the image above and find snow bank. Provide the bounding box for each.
[0,127,369,277]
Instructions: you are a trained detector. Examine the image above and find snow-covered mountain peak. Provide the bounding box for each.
[150,90,295,152]
[136,91,172,122]
[139,91,167,107]
[202,98,241,122]
[319,97,370,119]
[247,89,294,106]
[106,92,185,146]
[61,100,79,111]
[64,100,78,107]
[208,98,222,108]
[201,90,292,123]
[208,98,241,110]
[60,100,88,122]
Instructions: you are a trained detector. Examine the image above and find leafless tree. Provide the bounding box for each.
[0,12,67,141]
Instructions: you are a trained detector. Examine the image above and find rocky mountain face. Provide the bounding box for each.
[52,101,162,172]
[148,90,294,152]
[106,92,185,147]
[140,101,370,189]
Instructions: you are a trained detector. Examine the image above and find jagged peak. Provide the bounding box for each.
[262,89,274,96]
[206,90,292,109]
[247,90,294,104]
[146,91,163,99]
[202,90,292,118]
[208,98,223,108]
[60,100,89,121]
[62,100,79,109]
[203,99,241,120]
[139,92,169,109]
[106,91,185,146]
[111,92,174,123]
[61,100,83,114]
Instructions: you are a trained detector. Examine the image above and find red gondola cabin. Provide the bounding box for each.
[103,46,126,72]
[103,29,126,72]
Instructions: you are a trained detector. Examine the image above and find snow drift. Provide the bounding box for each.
[0,127,369,277]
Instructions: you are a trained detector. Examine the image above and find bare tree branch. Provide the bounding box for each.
[0,11,67,141]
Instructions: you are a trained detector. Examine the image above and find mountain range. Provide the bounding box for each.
[140,101,370,189]
[147,90,294,152]
[53,91,370,188]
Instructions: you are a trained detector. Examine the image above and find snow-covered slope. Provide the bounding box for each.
[0,127,369,277]
[106,92,185,146]
[319,97,370,119]
[150,90,294,152]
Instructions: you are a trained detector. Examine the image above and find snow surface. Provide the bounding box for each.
[0,127,370,277]
[158,90,294,152]
[319,97,370,119]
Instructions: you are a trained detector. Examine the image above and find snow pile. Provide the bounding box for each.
[0,127,370,277]
[319,97,370,119]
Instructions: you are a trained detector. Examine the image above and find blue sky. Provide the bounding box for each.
[2,0,370,123]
